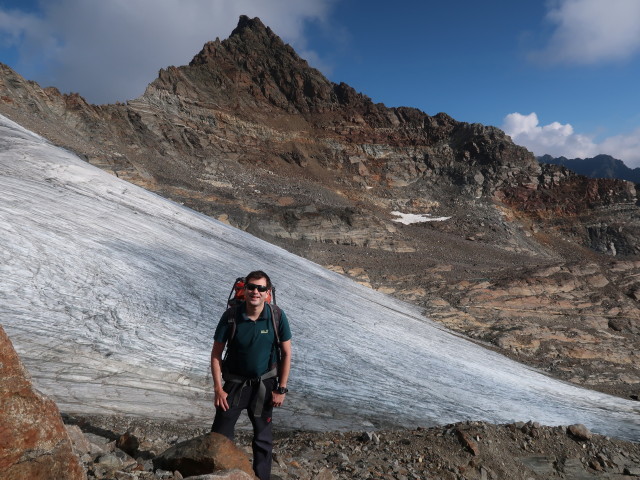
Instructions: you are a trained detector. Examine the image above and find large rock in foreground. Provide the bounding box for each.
[153,432,254,478]
[0,325,85,480]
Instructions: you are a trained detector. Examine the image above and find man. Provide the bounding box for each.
[210,270,292,480]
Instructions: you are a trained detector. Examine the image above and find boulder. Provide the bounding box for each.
[116,429,141,457]
[0,325,86,480]
[567,423,592,441]
[455,428,480,456]
[153,432,254,478]
[65,425,92,456]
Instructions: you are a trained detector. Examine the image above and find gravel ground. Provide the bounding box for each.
[66,414,640,480]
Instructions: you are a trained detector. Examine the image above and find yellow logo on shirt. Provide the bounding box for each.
[261,329,269,334]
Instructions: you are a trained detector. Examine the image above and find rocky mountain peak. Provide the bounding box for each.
[191,15,294,66]
[230,14,274,41]
[181,15,338,114]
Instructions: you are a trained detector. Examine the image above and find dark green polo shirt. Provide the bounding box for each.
[214,302,292,378]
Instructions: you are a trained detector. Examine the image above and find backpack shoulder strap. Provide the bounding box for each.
[222,305,241,365]
[226,304,240,343]
[267,304,282,373]
[269,304,281,344]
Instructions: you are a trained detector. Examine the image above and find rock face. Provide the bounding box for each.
[0,325,85,480]
[153,432,254,478]
[421,259,640,395]
[0,15,639,398]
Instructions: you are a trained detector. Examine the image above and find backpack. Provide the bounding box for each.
[223,277,282,371]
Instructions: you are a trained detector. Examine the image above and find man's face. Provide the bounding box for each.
[244,277,269,307]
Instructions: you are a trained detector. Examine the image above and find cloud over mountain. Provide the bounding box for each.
[532,0,640,65]
[503,112,640,168]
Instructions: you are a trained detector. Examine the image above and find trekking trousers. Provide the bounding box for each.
[211,377,276,480]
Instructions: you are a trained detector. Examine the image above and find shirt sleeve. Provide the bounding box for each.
[278,309,292,342]
[213,309,230,343]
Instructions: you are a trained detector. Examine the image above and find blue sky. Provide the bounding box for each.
[1,0,640,166]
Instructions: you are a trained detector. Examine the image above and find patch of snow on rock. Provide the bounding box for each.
[391,211,451,224]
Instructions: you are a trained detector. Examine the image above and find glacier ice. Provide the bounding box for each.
[0,115,638,440]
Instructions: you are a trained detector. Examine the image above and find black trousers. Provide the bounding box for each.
[211,377,276,480]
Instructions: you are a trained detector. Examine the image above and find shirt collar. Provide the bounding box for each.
[240,302,270,322]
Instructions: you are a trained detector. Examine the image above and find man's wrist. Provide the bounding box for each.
[275,386,288,394]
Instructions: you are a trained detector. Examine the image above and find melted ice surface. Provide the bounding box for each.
[1,115,638,439]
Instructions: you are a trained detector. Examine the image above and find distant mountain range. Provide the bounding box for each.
[538,154,640,184]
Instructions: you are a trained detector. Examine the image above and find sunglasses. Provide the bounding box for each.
[245,283,269,293]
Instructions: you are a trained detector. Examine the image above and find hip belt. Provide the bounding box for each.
[222,367,277,417]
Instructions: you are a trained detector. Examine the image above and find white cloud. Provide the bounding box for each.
[0,9,56,69]
[534,0,640,64]
[502,112,640,168]
[502,112,597,158]
[0,0,335,103]
[600,127,640,166]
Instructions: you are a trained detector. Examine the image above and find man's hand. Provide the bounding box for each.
[272,391,286,407]
[214,387,229,411]
[211,341,228,411]
[273,340,291,409]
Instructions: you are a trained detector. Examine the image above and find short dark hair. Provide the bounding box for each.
[245,270,272,289]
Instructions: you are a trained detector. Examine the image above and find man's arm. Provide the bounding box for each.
[272,339,291,407]
[211,341,229,411]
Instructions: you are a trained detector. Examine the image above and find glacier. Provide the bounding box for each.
[0,114,638,440]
